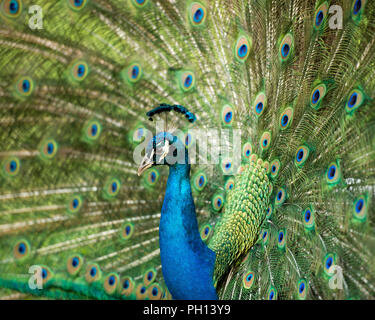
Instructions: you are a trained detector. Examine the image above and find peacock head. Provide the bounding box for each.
[137,131,188,176]
[137,104,196,176]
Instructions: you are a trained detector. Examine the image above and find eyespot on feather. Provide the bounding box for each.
[136,284,148,300]
[302,206,315,231]
[310,83,327,109]
[2,156,20,178]
[121,222,134,240]
[131,0,149,8]
[221,104,234,126]
[143,268,157,287]
[267,286,277,300]
[297,279,308,300]
[224,178,235,192]
[200,224,212,241]
[352,0,366,19]
[103,273,120,295]
[253,92,266,117]
[352,195,368,222]
[277,229,286,250]
[71,61,89,81]
[270,159,281,180]
[259,131,271,151]
[212,193,224,211]
[295,145,310,168]
[85,263,101,283]
[68,0,88,11]
[275,187,287,207]
[189,2,207,26]
[192,171,207,191]
[314,2,328,29]
[13,239,30,259]
[1,0,22,18]
[67,195,83,214]
[279,33,293,61]
[67,254,84,275]
[323,253,336,277]
[325,161,342,185]
[279,107,293,130]
[104,177,121,198]
[178,71,195,92]
[148,283,163,300]
[121,277,135,297]
[346,89,365,114]
[39,139,58,160]
[234,34,251,62]
[243,271,255,289]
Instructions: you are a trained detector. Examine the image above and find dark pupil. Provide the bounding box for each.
[90,268,96,276]
[22,80,29,91]
[185,75,192,87]
[112,182,117,192]
[47,143,53,153]
[75,0,82,5]
[313,90,320,103]
[204,227,209,235]
[225,163,231,169]
[263,139,268,146]
[272,165,276,172]
[263,232,267,239]
[239,44,247,57]
[329,167,336,178]
[186,135,190,145]
[279,233,283,242]
[78,65,85,76]
[299,283,305,293]
[316,11,324,25]
[42,269,47,278]
[123,280,129,289]
[297,150,304,161]
[225,112,232,122]
[256,102,263,112]
[18,243,25,253]
[277,191,282,200]
[247,274,252,281]
[91,125,97,135]
[217,199,221,206]
[282,44,290,57]
[356,200,364,212]
[126,226,131,235]
[10,1,18,13]
[140,287,146,294]
[194,9,203,22]
[229,184,233,189]
[349,93,357,107]
[72,199,78,208]
[282,115,288,126]
[72,258,79,267]
[109,276,115,285]
[326,258,332,268]
[10,161,17,171]
[152,288,158,296]
[270,292,274,299]
[199,176,204,186]
[305,210,311,222]
[147,272,153,281]
[132,66,139,78]
[151,172,156,182]
[354,0,362,14]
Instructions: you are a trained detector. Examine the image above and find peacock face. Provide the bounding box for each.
[137,132,186,176]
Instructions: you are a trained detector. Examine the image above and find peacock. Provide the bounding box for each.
[0,0,374,300]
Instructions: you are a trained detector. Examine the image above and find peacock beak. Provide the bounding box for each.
[138,150,154,176]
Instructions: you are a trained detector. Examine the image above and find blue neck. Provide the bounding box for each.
[159,163,218,300]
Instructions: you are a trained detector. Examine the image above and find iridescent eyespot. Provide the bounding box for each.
[132,125,146,143]
[346,89,364,113]
[266,204,273,219]
[189,2,206,26]
[277,229,286,250]
[125,63,142,84]
[259,131,271,151]
[310,83,327,109]
[193,172,207,192]
[352,0,366,18]
[243,271,255,289]
[145,168,159,187]
[295,145,310,168]
[325,161,341,185]
[179,71,195,92]
[235,34,251,62]
[302,206,315,231]
[221,104,234,126]
[85,263,101,283]
[104,273,119,295]
[314,2,328,29]
[40,266,53,284]
[131,0,148,8]
[221,158,233,175]
[200,224,212,241]
[121,222,134,240]
[184,132,195,148]
[2,0,22,18]
[261,229,269,246]
[39,139,58,160]
[242,142,252,159]
[144,268,157,286]
[353,195,368,222]
[253,92,266,117]
[71,61,89,81]
[279,107,293,130]
[83,120,102,141]
[212,194,224,212]
[275,187,287,207]
[279,34,293,61]
[104,177,121,198]
[148,283,163,300]
[67,254,83,275]
[136,284,148,300]
[67,195,83,214]
[297,279,308,300]
[267,286,277,300]
[2,156,20,178]
[13,240,30,259]
[323,253,336,277]
[15,76,34,97]
[68,0,87,10]
[121,277,134,297]
[225,178,235,192]
[270,159,281,179]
